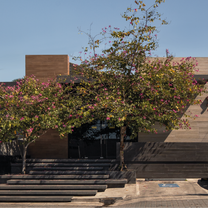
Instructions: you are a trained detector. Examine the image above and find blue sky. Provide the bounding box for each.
[0,0,207,82]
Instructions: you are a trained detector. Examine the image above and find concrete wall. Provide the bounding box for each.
[27,129,68,159]
[25,55,69,82]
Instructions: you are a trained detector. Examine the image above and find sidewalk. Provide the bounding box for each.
[112,178,208,207]
[1,178,208,207]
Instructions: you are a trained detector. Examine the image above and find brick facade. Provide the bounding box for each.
[27,129,68,159]
[24,55,208,159]
[25,55,69,158]
[25,55,69,82]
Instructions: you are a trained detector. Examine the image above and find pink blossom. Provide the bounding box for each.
[106,97,109,99]
[35,115,39,119]
[195,115,199,117]
[63,125,66,128]
[69,115,72,118]
[20,117,24,121]
[118,118,121,121]
[55,125,58,128]
[106,117,110,120]
[27,128,33,133]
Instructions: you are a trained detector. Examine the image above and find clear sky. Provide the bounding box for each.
[0,0,207,82]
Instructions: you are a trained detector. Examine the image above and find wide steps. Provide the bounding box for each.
[12,163,111,167]
[0,189,97,196]
[15,159,117,163]
[0,184,107,192]
[7,179,127,187]
[0,174,109,179]
[0,196,72,202]
[32,167,103,171]
[30,170,116,175]
[2,159,130,202]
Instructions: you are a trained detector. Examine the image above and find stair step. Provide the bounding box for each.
[12,163,111,167]
[15,159,117,163]
[32,167,104,171]
[7,179,127,187]
[29,170,115,175]
[0,190,97,196]
[0,184,107,192]
[0,174,109,179]
[0,196,72,202]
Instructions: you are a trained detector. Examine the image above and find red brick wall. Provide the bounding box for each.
[27,129,68,159]
[25,55,69,82]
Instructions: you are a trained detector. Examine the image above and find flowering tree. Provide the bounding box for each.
[70,0,206,170]
[0,76,90,174]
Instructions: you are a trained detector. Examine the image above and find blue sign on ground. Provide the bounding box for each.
[158,184,179,187]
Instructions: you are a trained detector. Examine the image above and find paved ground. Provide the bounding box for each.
[1,178,208,207]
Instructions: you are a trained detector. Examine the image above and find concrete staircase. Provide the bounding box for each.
[0,159,130,202]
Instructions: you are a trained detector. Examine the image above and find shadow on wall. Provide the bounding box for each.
[0,140,21,156]
[117,142,174,162]
[200,97,208,114]
[0,141,23,174]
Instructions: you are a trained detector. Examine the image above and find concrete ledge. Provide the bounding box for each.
[0,189,97,196]
[0,174,109,179]
[145,178,186,181]
[72,196,123,203]
[0,184,107,192]
[109,170,136,184]
[0,196,72,202]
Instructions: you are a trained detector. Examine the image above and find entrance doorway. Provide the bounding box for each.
[68,120,137,159]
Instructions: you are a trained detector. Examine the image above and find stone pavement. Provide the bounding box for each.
[1,178,208,207]
[111,178,208,207]
[113,198,208,207]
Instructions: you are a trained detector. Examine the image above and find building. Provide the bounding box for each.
[1,55,208,178]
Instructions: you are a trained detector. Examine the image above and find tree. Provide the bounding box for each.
[0,76,91,174]
[12,77,24,82]
[69,0,206,170]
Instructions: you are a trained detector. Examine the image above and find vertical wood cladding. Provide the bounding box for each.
[27,129,68,159]
[25,55,69,82]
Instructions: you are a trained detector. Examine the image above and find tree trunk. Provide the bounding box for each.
[22,144,27,174]
[120,126,127,171]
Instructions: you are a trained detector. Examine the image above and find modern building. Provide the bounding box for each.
[1,55,208,178]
